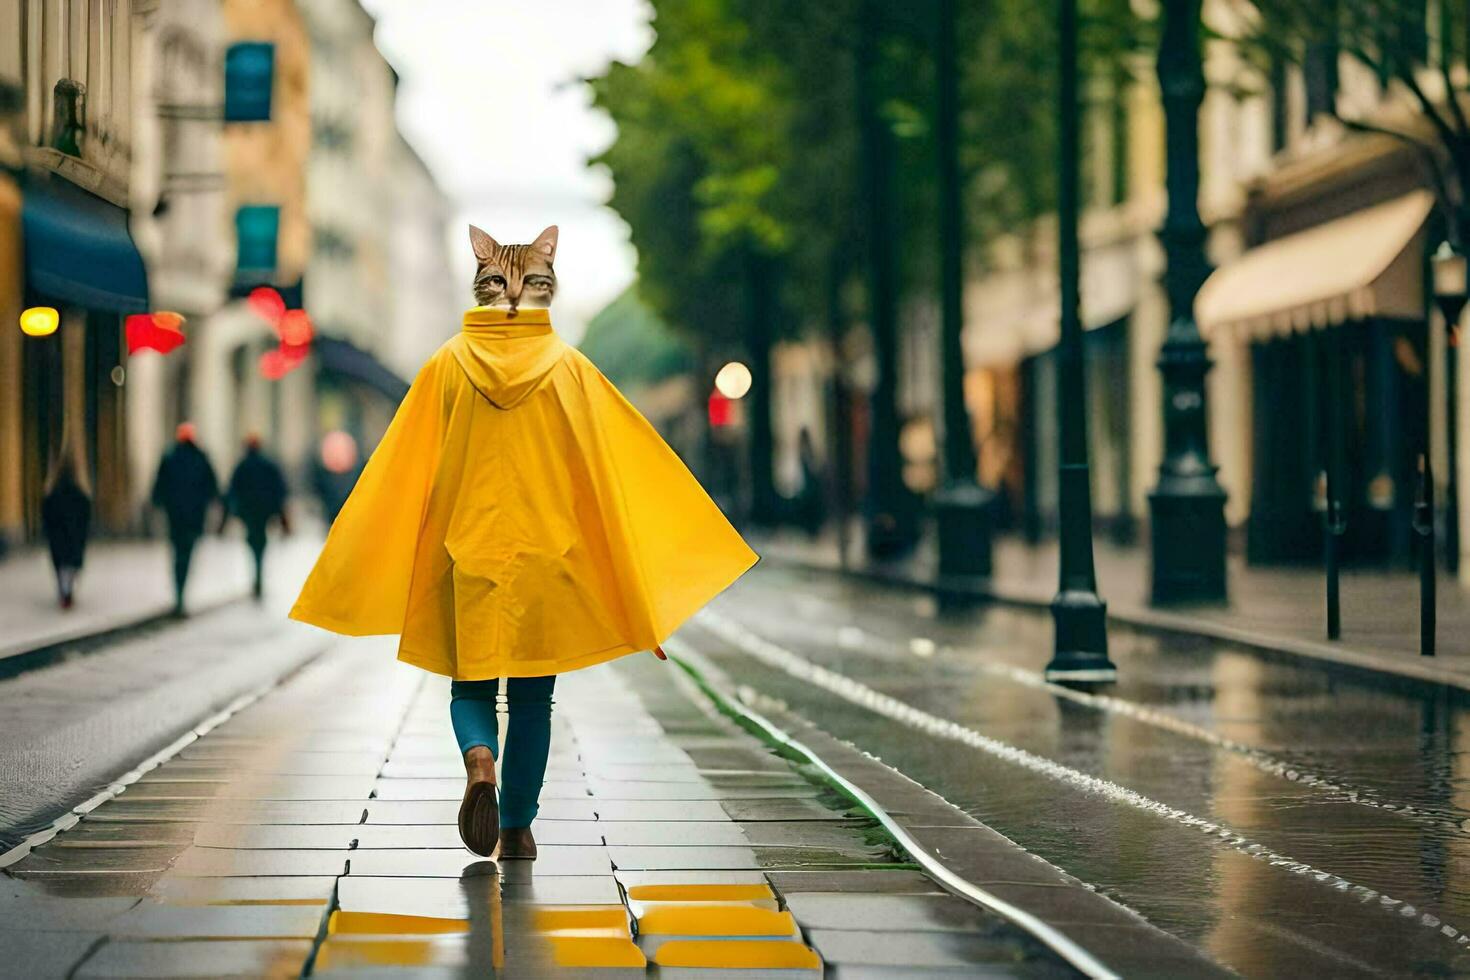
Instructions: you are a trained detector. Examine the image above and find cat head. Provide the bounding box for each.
[469,224,558,313]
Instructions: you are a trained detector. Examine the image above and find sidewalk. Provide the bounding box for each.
[0,536,259,662]
[759,527,1470,691]
[0,637,1103,978]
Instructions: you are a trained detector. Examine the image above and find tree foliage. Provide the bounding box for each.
[589,0,1152,348]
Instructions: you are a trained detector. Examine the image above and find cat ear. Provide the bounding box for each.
[531,225,558,262]
[468,224,499,261]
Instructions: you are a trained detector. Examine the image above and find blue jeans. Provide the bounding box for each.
[449,676,556,829]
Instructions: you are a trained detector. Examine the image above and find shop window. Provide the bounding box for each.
[235,205,280,282]
[225,43,274,122]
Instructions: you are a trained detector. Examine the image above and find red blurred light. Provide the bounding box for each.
[126,312,187,355]
[259,346,295,380]
[278,308,314,347]
[248,287,286,325]
[708,391,732,428]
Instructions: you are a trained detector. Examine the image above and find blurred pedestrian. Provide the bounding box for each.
[152,422,219,616]
[40,447,91,609]
[224,433,290,600]
[795,427,825,537]
[311,430,361,526]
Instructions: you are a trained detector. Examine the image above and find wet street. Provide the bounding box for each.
[685,561,1470,977]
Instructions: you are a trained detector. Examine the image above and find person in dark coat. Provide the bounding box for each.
[41,450,91,609]
[152,422,219,615]
[223,434,290,599]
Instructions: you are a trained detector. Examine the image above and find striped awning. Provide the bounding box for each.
[1196,189,1434,337]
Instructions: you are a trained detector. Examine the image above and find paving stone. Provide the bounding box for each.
[190,824,360,850]
[50,822,198,847]
[738,821,887,851]
[782,893,1020,936]
[144,875,336,906]
[364,797,597,824]
[10,845,180,875]
[87,799,369,825]
[609,845,883,871]
[804,928,1049,969]
[370,777,589,801]
[597,821,751,847]
[765,870,945,895]
[166,847,348,877]
[615,870,771,889]
[105,903,325,939]
[830,966,1037,979]
[719,799,854,822]
[311,935,469,973]
[352,822,605,849]
[0,931,103,979]
[347,845,611,878]
[1,872,163,898]
[588,800,733,822]
[73,939,313,978]
[151,753,385,776]
[181,735,390,756]
[0,881,137,930]
[589,780,816,801]
[124,774,377,800]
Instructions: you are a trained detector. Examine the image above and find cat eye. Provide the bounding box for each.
[526,277,553,290]
[480,274,506,289]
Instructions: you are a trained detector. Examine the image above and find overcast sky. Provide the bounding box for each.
[358,0,654,344]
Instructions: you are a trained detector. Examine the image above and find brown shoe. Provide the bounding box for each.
[495,826,537,860]
[458,746,499,857]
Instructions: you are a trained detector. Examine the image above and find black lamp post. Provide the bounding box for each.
[857,0,919,561]
[1045,0,1116,683]
[1432,240,1466,576]
[933,0,994,577]
[1147,0,1227,605]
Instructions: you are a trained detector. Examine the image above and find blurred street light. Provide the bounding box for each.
[714,360,753,400]
[19,306,59,337]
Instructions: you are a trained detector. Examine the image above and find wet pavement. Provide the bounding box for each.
[0,632,1077,978]
[682,562,1470,976]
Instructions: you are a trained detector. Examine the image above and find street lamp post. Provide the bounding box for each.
[1421,240,1469,657]
[1432,240,1466,575]
[1148,0,1227,605]
[857,0,919,561]
[933,0,994,577]
[1046,0,1116,683]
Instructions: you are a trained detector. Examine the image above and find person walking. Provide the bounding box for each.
[152,422,219,616]
[40,449,91,609]
[291,225,757,860]
[224,434,290,600]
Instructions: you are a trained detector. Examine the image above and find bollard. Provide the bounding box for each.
[1415,454,1436,657]
[1324,472,1344,641]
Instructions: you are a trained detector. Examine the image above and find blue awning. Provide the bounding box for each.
[22,173,149,313]
[314,335,410,404]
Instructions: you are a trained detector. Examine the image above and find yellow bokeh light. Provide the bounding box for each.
[714,360,753,400]
[20,307,59,337]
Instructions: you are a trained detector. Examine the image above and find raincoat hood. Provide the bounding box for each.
[451,307,568,409]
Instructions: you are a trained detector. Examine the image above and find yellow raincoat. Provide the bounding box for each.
[290,308,758,679]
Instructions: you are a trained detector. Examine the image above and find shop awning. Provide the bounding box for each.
[1196,189,1434,337]
[314,335,410,404]
[21,173,149,313]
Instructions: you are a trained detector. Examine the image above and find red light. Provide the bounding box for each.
[248,287,286,325]
[259,347,292,380]
[278,308,314,347]
[126,312,187,355]
[708,391,732,428]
